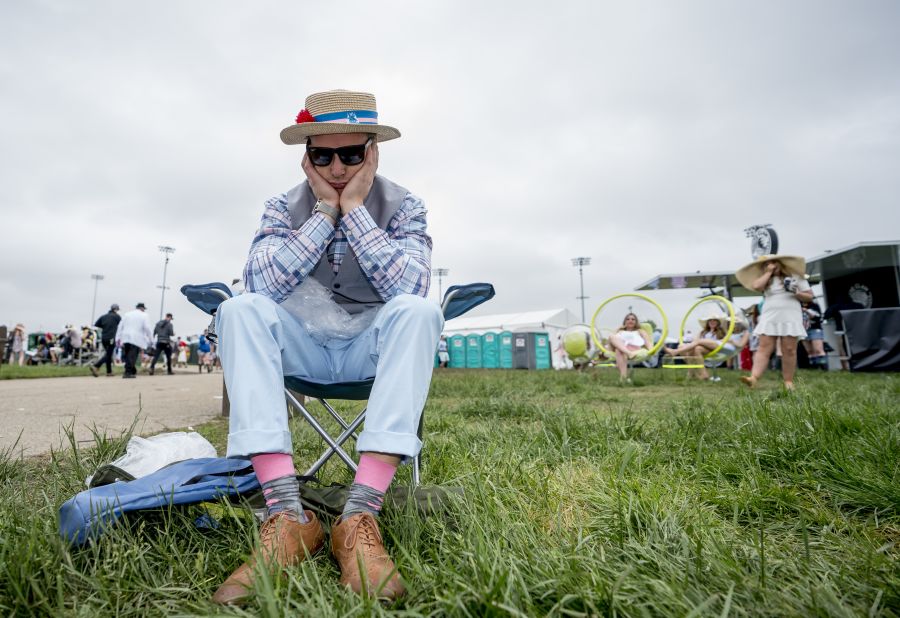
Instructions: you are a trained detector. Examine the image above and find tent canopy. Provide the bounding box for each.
[635,269,824,298]
[806,241,900,280]
[443,308,580,336]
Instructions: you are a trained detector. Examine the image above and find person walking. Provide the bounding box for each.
[437,334,450,368]
[197,330,211,373]
[736,255,813,390]
[9,324,26,366]
[148,313,175,375]
[115,303,153,379]
[90,304,121,377]
[801,299,828,369]
[211,90,439,605]
[175,337,188,368]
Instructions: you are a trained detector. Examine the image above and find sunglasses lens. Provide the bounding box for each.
[336,144,366,165]
[307,147,333,166]
[307,140,370,166]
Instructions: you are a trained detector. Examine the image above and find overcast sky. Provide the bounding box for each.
[2,1,899,337]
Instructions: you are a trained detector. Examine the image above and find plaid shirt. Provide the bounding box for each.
[243,190,432,304]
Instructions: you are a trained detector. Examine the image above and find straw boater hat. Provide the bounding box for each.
[280,90,401,145]
[735,254,806,290]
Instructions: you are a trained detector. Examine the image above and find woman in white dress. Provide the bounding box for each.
[663,316,750,381]
[736,255,813,390]
[607,312,652,381]
[10,324,26,366]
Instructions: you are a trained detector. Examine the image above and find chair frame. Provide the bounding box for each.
[183,283,493,490]
[282,288,469,487]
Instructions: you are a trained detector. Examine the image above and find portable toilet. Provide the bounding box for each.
[481,331,500,368]
[466,333,483,368]
[513,332,533,369]
[499,331,514,368]
[534,332,552,370]
[449,334,466,368]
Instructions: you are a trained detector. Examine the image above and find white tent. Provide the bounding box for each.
[443,308,580,369]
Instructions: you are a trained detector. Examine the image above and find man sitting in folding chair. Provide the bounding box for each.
[212,90,442,605]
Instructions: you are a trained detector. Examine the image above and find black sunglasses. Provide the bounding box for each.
[306,138,373,167]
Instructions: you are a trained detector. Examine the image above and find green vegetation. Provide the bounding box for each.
[0,364,111,380]
[0,369,897,616]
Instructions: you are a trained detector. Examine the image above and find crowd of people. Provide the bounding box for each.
[3,323,98,366]
[559,253,838,388]
[3,303,220,377]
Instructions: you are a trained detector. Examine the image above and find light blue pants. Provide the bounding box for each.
[216,293,443,459]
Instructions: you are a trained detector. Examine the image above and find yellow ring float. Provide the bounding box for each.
[590,293,669,359]
[663,295,736,369]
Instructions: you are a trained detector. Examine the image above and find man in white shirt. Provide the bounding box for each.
[115,302,153,379]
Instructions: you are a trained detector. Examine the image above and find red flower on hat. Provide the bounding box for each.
[295,109,315,124]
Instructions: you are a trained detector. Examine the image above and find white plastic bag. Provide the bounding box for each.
[85,431,217,487]
[279,277,378,345]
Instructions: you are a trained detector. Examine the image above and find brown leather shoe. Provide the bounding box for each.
[211,511,324,606]
[331,513,406,600]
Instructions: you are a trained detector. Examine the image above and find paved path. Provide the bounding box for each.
[0,370,226,457]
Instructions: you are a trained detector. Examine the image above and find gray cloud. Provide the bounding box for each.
[1,0,899,336]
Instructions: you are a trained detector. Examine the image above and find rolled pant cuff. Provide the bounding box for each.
[356,430,423,460]
[226,429,293,458]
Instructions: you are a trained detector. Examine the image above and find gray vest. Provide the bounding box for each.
[285,175,409,314]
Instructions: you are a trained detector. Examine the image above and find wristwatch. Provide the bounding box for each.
[313,199,340,222]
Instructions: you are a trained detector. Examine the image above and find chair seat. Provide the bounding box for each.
[284,376,375,400]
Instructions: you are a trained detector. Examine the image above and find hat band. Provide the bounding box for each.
[313,109,378,125]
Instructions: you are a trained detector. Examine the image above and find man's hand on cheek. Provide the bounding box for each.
[302,154,340,206]
[340,142,379,214]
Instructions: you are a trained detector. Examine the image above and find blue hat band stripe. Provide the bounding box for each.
[313,110,378,123]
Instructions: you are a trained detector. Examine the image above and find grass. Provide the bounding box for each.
[0,362,201,380]
[0,364,111,380]
[0,369,898,616]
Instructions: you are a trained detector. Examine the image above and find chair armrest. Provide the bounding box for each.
[180,283,234,316]
[441,283,495,321]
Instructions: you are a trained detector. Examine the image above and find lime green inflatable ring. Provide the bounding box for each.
[678,295,736,360]
[590,293,668,359]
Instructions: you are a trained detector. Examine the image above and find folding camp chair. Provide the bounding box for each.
[181,282,495,488]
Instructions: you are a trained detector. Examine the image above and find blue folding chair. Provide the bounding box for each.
[181,283,495,487]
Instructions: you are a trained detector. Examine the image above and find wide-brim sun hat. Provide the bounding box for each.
[280,89,401,145]
[735,254,806,290]
[698,314,729,330]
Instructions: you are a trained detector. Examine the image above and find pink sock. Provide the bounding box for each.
[354,454,398,493]
[251,453,296,485]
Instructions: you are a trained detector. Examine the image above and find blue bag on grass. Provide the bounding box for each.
[59,457,259,545]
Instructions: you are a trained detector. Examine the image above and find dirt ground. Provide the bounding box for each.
[0,369,226,457]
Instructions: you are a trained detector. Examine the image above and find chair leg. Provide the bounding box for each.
[319,398,353,433]
[304,409,367,478]
[412,414,424,488]
[284,389,358,472]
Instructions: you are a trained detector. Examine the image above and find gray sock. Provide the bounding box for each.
[261,475,308,522]
[341,483,386,521]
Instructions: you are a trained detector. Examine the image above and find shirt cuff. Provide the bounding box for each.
[298,212,337,246]
[340,206,379,243]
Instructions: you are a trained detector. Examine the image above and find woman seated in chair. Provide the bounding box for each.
[607,312,652,381]
[663,316,750,380]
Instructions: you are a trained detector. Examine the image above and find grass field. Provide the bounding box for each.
[0,369,898,616]
[0,364,109,380]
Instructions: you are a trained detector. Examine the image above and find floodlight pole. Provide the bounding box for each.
[90,274,104,325]
[433,268,450,303]
[571,257,591,323]
[157,245,176,321]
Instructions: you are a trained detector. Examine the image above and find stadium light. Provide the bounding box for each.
[571,257,592,322]
[157,245,176,321]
